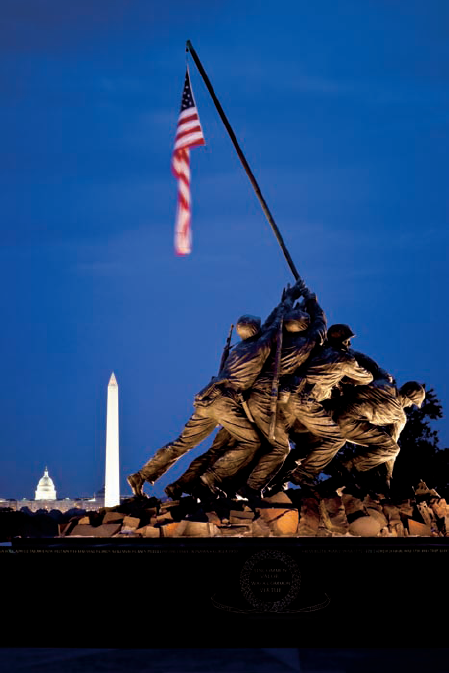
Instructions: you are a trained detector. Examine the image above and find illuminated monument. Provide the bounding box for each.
[105,372,120,507]
[35,467,57,501]
[6,373,123,513]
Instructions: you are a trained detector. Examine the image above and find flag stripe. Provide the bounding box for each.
[178,108,201,122]
[175,123,204,141]
[175,123,202,141]
[177,112,201,126]
[174,132,205,151]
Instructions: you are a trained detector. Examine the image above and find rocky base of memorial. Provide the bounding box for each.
[1,481,447,539]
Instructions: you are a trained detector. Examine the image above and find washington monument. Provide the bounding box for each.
[105,372,120,507]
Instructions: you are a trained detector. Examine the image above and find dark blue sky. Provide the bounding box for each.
[1,1,447,499]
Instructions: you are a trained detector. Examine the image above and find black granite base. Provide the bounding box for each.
[3,537,448,648]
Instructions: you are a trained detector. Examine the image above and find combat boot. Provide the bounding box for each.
[262,480,289,497]
[191,480,222,508]
[127,472,147,498]
[200,472,227,498]
[236,484,263,507]
[164,482,184,501]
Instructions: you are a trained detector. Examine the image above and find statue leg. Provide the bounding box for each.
[138,408,218,483]
[201,395,262,487]
[256,398,307,493]
[244,388,291,491]
[337,416,400,473]
[165,427,233,498]
[288,399,346,481]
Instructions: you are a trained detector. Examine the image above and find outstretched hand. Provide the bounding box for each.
[284,276,307,301]
[302,288,316,302]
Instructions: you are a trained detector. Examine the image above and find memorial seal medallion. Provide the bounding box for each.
[239,549,301,612]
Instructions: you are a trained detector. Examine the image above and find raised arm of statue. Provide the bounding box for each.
[351,350,394,384]
[261,277,307,331]
[261,303,284,331]
[303,291,327,345]
[286,276,307,302]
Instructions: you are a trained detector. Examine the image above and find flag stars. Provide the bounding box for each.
[180,74,195,111]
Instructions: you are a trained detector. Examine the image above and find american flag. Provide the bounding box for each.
[171,67,205,255]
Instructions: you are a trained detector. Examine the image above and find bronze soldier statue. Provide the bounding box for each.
[165,324,396,501]
[127,278,306,497]
[197,284,327,499]
[334,379,426,491]
[274,324,374,488]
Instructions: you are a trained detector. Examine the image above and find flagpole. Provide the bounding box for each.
[186,40,300,282]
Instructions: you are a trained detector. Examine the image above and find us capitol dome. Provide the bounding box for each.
[35,467,57,501]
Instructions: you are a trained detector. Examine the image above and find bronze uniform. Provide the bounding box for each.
[285,345,373,482]
[138,309,283,484]
[203,294,326,491]
[335,382,406,479]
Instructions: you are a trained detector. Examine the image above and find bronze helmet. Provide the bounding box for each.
[236,315,261,339]
[327,324,356,341]
[399,381,426,408]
